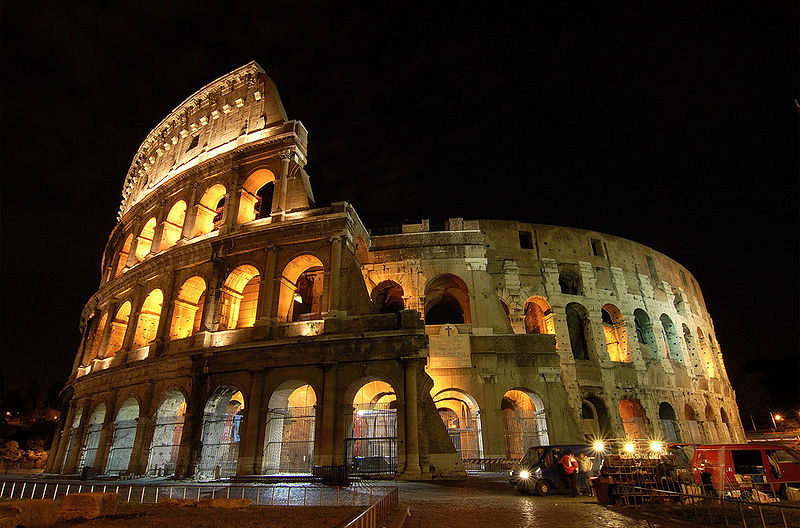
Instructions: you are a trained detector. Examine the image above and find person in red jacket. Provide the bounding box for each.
[559,449,579,498]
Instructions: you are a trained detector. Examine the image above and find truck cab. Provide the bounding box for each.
[509,445,604,496]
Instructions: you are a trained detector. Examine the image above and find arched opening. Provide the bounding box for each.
[160,200,187,251]
[659,402,681,443]
[602,304,629,362]
[559,269,582,295]
[238,169,276,223]
[219,265,260,330]
[581,396,610,441]
[346,380,398,475]
[133,289,163,349]
[115,234,133,277]
[697,328,716,378]
[277,255,325,323]
[61,413,82,473]
[198,386,245,479]
[719,408,732,442]
[105,398,139,475]
[433,389,483,467]
[135,218,157,262]
[683,324,699,371]
[194,184,227,237]
[84,313,107,365]
[704,404,718,443]
[660,314,683,362]
[524,297,554,335]
[684,403,702,443]
[263,382,316,475]
[634,309,658,359]
[619,399,649,440]
[424,274,471,324]
[566,302,591,360]
[371,280,405,313]
[501,389,549,460]
[78,404,105,470]
[146,390,186,477]
[170,276,207,339]
[105,301,131,357]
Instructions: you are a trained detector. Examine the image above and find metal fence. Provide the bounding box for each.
[617,484,800,528]
[343,487,399,528]
[0,478,397,509]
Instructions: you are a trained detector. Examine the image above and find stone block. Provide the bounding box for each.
[159,498,198,507]
[0,504,21,528]
[197,498,252,508]
[10,500,59,528]
[58,492,119,521]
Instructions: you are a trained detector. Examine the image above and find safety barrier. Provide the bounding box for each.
[342,487,399,528]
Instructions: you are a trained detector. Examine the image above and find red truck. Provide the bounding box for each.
[691,443,800,499]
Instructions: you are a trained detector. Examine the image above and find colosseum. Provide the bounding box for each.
[47,62,745,481]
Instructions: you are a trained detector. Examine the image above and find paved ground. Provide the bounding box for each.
[393,478,683,528]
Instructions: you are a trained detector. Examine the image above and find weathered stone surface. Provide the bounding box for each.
[159,498,198,507]
[0,504,22,528]
[197,498,252,508]
[14,500,59,528]
[58,492,119,520]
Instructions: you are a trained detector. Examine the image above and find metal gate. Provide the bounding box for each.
[263,405,315,474]
[345,404,397,475]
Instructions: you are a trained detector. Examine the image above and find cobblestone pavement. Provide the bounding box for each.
[393,479,678,528]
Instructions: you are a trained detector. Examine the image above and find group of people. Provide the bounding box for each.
[558,449,595,498]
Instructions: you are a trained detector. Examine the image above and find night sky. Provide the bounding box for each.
[1,2,797,428]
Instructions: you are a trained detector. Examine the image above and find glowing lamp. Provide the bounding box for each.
[650,441,663,453]
[624,442,635,454]
[774,414,783,421]
[293,293,303,303]
[519,470,531,480]
[593,441,605,452]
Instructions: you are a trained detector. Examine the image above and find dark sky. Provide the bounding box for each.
[1,2,797,427]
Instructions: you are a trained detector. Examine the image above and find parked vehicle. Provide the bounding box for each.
[509,445,605,496]
[691,443,800,498]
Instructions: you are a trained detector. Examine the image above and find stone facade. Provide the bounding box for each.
[48,62,744,481]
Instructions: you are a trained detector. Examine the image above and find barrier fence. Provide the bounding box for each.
[343,487,399,528]
[0,478,397,510]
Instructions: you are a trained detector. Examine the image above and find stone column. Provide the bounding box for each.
[274,149,293,218]
[63,403,90,473]
[96,301,118,360]
[175,371,206,478]
[150,214,166,255]
[256,247,278,321]
[129,384,155,474]
[237,372,265,476]
[119,293,141,357]
[315,363,338,467]
[327,236,343,313]
[220,179,242,234]
[151,271,177,356]
[401,358,422,478]
[94,392,118,473]
[478,383,507,459]
[181,183,200,240]
[49,401,79,473]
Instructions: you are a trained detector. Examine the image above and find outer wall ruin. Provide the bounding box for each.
[47,62,745,481]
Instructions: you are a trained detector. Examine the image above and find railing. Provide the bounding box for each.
[343,486,399,528]
[617,484,800,528]
[0,478,397,509]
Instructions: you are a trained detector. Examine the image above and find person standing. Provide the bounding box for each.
[560,449,579,498]
[577,452,594,495]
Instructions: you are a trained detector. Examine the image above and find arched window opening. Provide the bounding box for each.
[434,390,483,467]
[146,390,186,477]
[501,389,549,460]
[673,288,686,315]
[278,255,325,323]
[619,399,649,440]
[684,404,702,443]
[659,402,681,443]
[194,184,227,237]
[84,313,107,365]
[238,169,276,223]
[566,303,591,360]
[105,398,139,475]
[115,234,133,277]
[524,297,554,335]
[61,412,82,473]
[697,328,716,378]
[704,404,718,443]
[602,304,629,362]
[558,269,582,295]
[581,396,610,442]
[198,386,245,479]
[133,289,163,349]
[135,218,157,262]
[78,404,105,470]
[160,201,187,251]
[170,276,207,339]
[105,301,131,357]
[371,280,405,313]
[346,380,397,475]
[634,309,658,359]
[660,314,683,363]
[424,274,471,325]
[219,265,260,330]
[683,325,700,371]
[263,382,316,475]
[719,408,732,442]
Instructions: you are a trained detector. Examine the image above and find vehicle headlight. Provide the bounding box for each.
[519,470,531,480]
